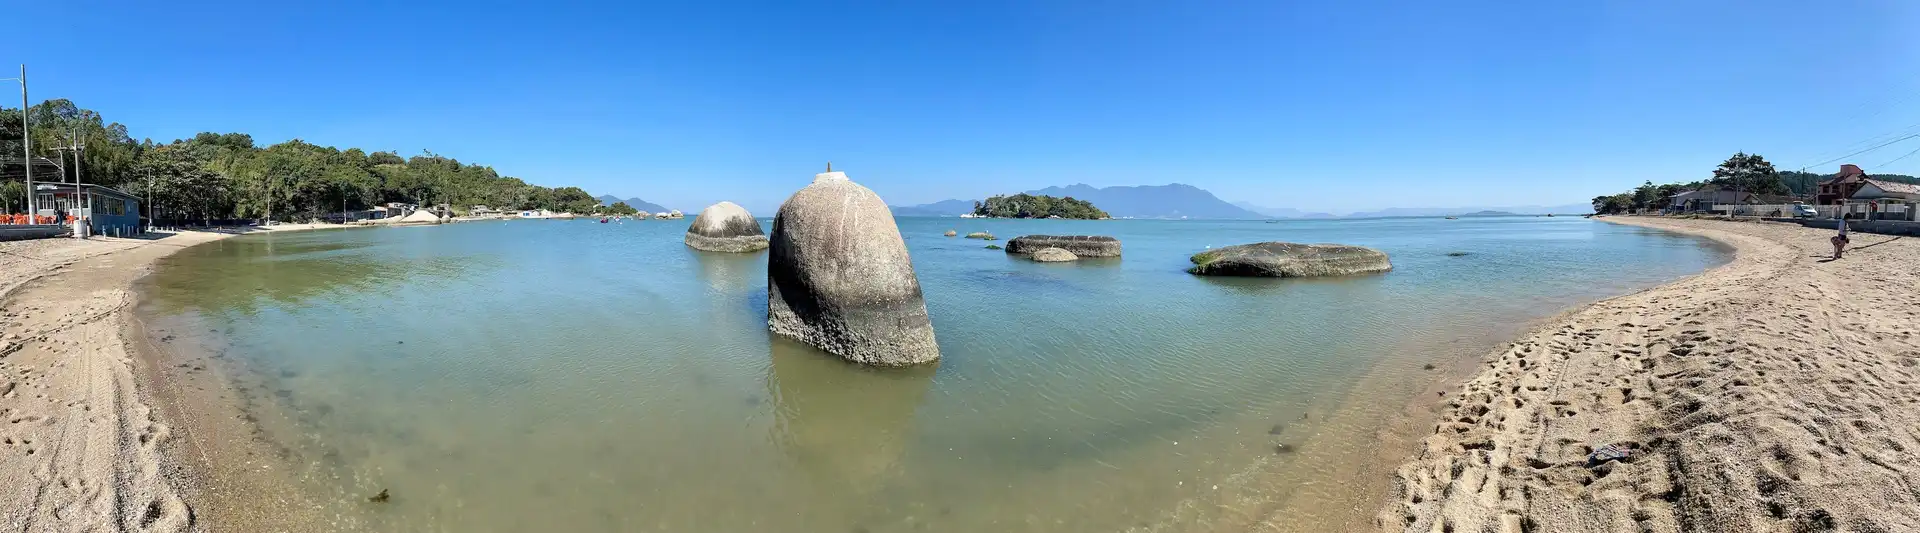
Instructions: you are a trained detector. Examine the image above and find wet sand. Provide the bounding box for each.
[0,232,228,532]
[1380,217,1920,532]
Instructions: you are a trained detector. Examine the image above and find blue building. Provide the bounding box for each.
[34,183,142,237]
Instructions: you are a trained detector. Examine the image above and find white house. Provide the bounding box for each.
[1667,187,1754,212]
[1851,179,1920,201]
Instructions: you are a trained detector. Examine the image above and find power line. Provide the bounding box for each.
[1794,134,1920,172]
[1872,143,1920,168]
[1803,119,1920,164]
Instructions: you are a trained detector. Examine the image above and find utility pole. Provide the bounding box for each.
[16,65,30,218]
[145,168,153,233]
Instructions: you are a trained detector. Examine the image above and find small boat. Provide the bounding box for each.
[1445,216,1458,220]
[599,218,609,223]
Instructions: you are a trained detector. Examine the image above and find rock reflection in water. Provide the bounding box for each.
[766,337,936,488]
[689,247,761,293]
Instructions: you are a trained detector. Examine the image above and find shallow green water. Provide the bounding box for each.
[139,216,1726,532]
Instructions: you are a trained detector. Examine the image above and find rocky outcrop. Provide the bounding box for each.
[1030,247,1078,262]
[1005,235,1121,257]
[767,171,939,365]
[635,211,651,219]
[1188,242,1391,277]
[684,201,769,252]
[965,232,995,240]
[944,230,957,237]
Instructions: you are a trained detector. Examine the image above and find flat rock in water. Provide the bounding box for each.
[964,232,995,240]
[767,171,939,365]
[684,201,769,252]
[944,230,957,237]
[1005,235,1121,257]
[1029,247,1078,262]
[1188,242,1391,277]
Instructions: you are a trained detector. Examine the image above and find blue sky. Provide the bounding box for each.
[11,0,1918,214]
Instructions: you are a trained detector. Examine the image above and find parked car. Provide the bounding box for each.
[1791,203,1817,218]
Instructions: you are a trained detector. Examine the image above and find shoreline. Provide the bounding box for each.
[0,231,234,532]
[1377,216,1920,532]
[1,218,1765,532]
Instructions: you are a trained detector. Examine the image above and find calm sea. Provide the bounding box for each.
[137,216,1727,532]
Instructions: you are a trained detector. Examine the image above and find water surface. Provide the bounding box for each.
[139,216,1727,532]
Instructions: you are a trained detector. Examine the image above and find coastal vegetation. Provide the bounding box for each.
[1592,151,1920,214]
[2,100,606,222]
[601,202,641,216]
[971,193,1109,219]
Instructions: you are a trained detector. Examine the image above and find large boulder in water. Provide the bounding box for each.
[768,171,939,365]
[1005,235,1121,257]
[1188,242,1391,277]
[684,201,769,252]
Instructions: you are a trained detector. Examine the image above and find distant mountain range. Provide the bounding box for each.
[889,184,1594,219]
[1230,202,1337,219]
[596,194,669,213]
[889,199,977,217]
[1334,204,1593,218]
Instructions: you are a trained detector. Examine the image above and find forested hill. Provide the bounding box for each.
[1779,171,1920,195]
[973,193,1109,219]
[0,99,607,221]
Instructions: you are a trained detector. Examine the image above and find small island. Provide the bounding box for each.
[971,194,1109,219]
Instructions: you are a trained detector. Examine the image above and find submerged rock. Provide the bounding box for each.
[1005,235,1121,257]
[944,230,957,237]
[768,171,939,365]
[1029,247,1078,262]
[1188,242,1391,277]
[964,232,994,240]
[984,244,1002,250]
[684,201,769,252]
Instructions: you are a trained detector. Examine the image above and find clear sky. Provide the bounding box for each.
[10,0,1918,214]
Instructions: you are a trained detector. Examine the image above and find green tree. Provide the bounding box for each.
[1630,181,1658,210]
[1591,194,1634,214]
[1708,152,1786,196]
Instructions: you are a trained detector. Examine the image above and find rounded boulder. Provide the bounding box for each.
[768,171,939,365]
[1188,242,1391,277]
[684,201,769,252]
[1030,247,1078,262]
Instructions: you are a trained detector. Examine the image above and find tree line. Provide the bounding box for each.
[1591,151,1920,214]
[1,99,604,223]
[972,193,1109,219]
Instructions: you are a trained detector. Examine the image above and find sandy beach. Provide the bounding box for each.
[1380,217,1920,532]
[0,231,235,532]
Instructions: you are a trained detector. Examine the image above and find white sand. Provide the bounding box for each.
[0,231,230,532]
[1380,217,1920,532]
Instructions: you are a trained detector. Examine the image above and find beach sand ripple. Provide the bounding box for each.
[1379,217,1920,533]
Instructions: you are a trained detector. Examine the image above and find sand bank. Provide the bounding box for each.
[0,232,233,531]
[1380,217,1920,532]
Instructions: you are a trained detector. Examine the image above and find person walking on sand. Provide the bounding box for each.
[1831,216,1849,259]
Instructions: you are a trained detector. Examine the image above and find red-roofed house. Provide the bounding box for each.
[1816,164,1870,205]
